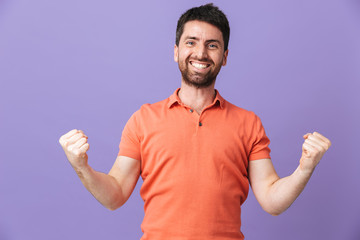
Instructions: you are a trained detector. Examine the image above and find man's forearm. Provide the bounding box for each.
[266,165,313,216]
[251,132,331,216]
[74,164,124,211]
[59,130,127,210]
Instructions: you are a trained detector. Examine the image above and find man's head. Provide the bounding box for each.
[176,3,230,52]
[174,4,230,88]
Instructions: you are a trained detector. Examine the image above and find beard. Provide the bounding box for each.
[178,56,222,89]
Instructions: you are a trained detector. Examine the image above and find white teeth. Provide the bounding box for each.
[191,62,208,69]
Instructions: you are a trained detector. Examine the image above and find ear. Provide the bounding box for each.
[174,44,179,63]
[222,49,229,66]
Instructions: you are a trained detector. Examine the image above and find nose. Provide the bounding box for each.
[194,44,208,60]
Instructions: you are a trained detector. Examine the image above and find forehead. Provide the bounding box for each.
[181,20,223,43]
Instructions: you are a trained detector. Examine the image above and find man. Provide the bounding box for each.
[59,4,331,240]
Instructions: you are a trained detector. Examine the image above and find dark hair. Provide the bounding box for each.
[175,3,230,51]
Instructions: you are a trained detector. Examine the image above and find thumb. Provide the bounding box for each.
[303,133,311,139]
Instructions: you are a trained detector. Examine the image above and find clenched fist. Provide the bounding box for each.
[59,129,90,170]
[300,132,331,173]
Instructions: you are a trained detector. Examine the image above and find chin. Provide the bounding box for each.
[183,76,216,88]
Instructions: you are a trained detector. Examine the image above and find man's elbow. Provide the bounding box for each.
[268,210,282,216]
[262,205,286,216]
[103,194,125,211]
[105,201,123,211]
[107,205,120,211]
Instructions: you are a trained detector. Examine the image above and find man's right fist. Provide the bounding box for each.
[59,129,90,170]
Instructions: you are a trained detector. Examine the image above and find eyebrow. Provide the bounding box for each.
[184,36,221,44]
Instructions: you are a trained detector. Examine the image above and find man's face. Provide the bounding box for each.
[174,20,228,88]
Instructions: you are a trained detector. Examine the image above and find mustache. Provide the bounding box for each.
[186,56,213,64]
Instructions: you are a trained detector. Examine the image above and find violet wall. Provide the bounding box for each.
[1,0,359,239]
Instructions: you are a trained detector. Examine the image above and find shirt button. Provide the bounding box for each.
[199,122,202,127]
[189,109,194,113]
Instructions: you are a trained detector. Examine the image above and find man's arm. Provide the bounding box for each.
[59,129,140,210]
[248,132,331,216]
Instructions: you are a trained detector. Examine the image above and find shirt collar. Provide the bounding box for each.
[167,88,225,109]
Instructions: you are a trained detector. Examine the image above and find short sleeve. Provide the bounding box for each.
[118,112,142,161]
[248,115,271,161]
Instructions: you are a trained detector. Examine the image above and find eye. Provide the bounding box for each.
[208,44,218,49]
[186,41,195,46]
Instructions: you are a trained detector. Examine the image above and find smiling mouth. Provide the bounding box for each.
[190,61,210,70]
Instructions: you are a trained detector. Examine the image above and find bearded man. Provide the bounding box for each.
[59,4,331,240]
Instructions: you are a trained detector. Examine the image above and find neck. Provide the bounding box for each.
[178,81,216,114]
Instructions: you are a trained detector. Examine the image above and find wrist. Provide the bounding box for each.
[72,162,92,178]
[296,164,314,178]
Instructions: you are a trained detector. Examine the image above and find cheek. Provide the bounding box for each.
[178,53,190,65]
[210,54,223,65]
[179,48,192,58]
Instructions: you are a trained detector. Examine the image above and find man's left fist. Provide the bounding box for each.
[300,132,331,172]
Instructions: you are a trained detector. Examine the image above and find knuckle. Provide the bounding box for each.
[67,145,74,152]
[73,149,81,156]
[59,136,66,143]
[84,143,89,150]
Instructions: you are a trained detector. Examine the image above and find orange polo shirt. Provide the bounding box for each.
[118,88,271,240]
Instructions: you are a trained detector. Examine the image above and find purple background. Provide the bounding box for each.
[1,0,359,239]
